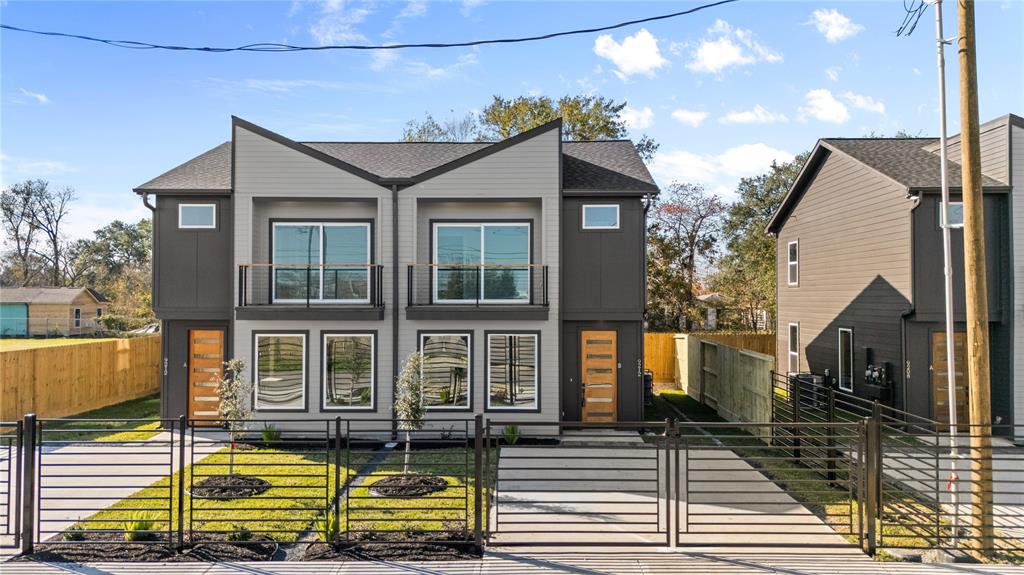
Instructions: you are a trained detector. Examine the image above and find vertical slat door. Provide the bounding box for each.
[581,330,617,422]
[932,331,969,431]
[189,329,224,425]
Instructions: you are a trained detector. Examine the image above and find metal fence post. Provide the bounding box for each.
[177,415,186,552]
[864,415,879,556]
[20,413,36,556]
[334,416,342,545]
[792,377,802,459]
[666,419,675,548]
[13,419,23,548]
[473,414,483,549]
[826,388,837,483]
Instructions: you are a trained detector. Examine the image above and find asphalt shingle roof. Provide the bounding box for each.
[0,287,108,305]
[823,138,1008,189]
[136,137,658,193]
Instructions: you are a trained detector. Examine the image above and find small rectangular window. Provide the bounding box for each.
[582,204,620,229]
[74,308,81,328]
[323,333,374,409]
[179,204,217,229]
[787,240,799,286]
[942,201,964,229]
[96,308,102,317]
[788,323,800,374]
[255,333,306,410]
[838,328,854,392]
[420,333,471,409]
[487,333,538,410]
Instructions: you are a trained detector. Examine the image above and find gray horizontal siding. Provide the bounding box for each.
[1013,124,1024,428]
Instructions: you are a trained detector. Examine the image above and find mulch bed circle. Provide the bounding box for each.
[303,528,480,562]
[189,474,271,500]
[368,474,448,497]
[14,531,276,563]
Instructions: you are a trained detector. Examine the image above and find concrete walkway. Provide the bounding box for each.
[1,550,1021,574]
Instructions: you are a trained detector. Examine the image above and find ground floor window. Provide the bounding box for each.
[838,328,854,392]
[787,323,800,374]
[255,333,306,410]
[487,333,538,410]
[323,333,374,409]
[420,333,471,409]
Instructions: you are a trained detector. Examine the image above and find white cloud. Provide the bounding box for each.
[719,105,788,125]
[686,19,782,75]
[398,0,427,18]
[843,91,886,115]
[671,109,708,128]
[799,89,850,124]
[404,53,479,79]
[809,9,863,43]
[65,202,151,241]
[621,105,654,130]
[370,48,399,71]
[593,28,668,79]
[0,153,75,178]
[650,143,794,195]
[825,67,840,82]
[19,88,49,104]
[912,67,922,76]
[309,1,372,45]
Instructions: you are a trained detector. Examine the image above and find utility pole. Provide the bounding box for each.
[956,0,994,558]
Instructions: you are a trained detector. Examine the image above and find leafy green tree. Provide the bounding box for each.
[714,153,809,331]
[69,218,154,328]
[647,183,725,332]
[402,94,658,162]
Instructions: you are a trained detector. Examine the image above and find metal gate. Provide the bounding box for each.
[0,421,22,547]
[485,421,671,546]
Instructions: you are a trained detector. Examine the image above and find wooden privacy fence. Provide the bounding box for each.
[0,336,160,420]
[644,332,775,382]
[692,332,775,356]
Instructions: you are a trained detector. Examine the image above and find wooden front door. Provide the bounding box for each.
[932,331,968,430]
[189,329,224,426]
[581,330,617,422]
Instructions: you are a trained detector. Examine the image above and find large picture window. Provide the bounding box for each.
[420,333,471,409]
[487,333,538,410]
[433,223,530,303]
[323,333,374,409]
[255,333,306,410]
[838,328,853,392]
[272,222,370,303]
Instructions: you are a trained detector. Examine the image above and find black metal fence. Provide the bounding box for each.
[1,421,21,547]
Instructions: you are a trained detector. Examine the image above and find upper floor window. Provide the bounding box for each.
[787,240,799,286]
[178,204,216,229]
[272,222,370,303]
[433,222,530,303]
[941,201,964,229]
[582,204,619,230]
[838,328,854,392]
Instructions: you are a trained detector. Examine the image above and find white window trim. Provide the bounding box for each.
[271,222,371,305]
[581,204,620,230]
[178,203,217,229]
[432,222,531,305]
[486,333,539,410]
[254,333,306,411]
[73,308,81,328]
[787,240,799,287]
[322,333,375,411]
[787,322,800,374]
[419,332,472,410]
[837,328,854,393]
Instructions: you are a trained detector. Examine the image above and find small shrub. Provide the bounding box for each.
[123,514,158,542]
[64,525,87,541]
[314,511,340,543]
[227,525,253,542]
[358,387,372,405]
[261,423,281,444]
[503,424,520,445]
[439,388,451,404]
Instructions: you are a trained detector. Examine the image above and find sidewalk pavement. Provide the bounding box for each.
[0,549,1022,574]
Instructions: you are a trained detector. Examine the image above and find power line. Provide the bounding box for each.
[0,0,738,53]
[896,0,930,37]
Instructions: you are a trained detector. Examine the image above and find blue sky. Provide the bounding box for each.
[2,0,1022,239]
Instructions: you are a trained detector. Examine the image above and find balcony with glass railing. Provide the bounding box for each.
[405,263,549,320]
[237,263,384,320]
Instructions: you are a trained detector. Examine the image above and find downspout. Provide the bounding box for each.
[901,193,922,415]
[138,191,164,419]
[391,184,400,439]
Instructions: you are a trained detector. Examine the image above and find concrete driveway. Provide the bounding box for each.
[489,433,857,552]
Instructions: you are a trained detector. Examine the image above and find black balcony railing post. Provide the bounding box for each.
[408,265,414,307]
[238,266,244,307]
[543,266,549,306]
[305,265,311,308]
[475,266,481,308]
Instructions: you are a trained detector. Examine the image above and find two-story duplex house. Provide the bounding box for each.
[135,117,658,429]
[767,113,1022,431]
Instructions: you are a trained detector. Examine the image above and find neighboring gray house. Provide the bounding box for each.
[135,116,658,428]
[767,113,1022,431]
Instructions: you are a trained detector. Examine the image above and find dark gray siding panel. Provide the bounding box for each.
[560,320,643,422]
[561,198,644,319]
[154,196,232,318]
[911,193,1009,321]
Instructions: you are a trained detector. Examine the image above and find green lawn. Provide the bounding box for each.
[40,394,162,443]
[0,338,111,352]
[79,446,363,543]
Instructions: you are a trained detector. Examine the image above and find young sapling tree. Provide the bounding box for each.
[394,351,425,475]
[216,359,252,476]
